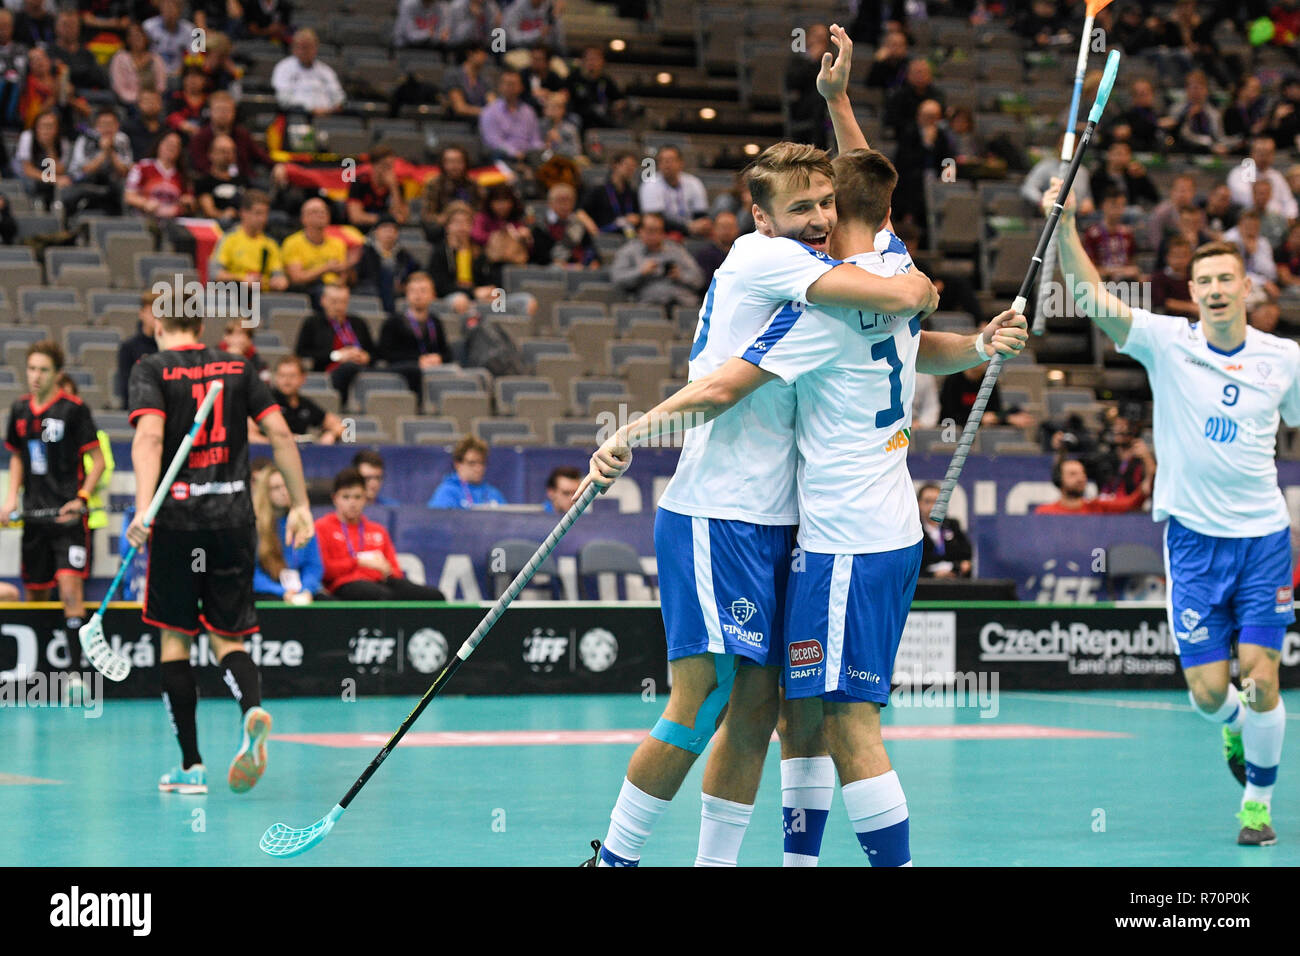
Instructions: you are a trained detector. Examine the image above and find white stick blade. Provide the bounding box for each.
[79,618,131,682]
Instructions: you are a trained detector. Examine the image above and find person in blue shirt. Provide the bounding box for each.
[251,464,325,603]
[428,435,508,509]
[543,465,581,513]
[353,449,400,506]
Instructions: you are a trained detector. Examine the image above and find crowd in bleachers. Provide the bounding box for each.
[0,0,1297,535]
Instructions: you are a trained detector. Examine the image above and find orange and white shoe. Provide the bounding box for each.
[228,707,272,794]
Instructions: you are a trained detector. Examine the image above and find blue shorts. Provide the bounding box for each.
[783,543,923,703]
[1164,516,1295,668]
[655,508,795,665]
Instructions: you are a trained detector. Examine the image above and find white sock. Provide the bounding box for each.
[1189,687,1243,732]
[694,793,754,867]
[781,756,835,867]
[599,777,670,866]
[842,770,913,867]
[1242,700,1286,809]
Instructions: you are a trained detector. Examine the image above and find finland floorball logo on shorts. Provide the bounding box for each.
[730,598,757,626]
[722,597,763,647]
[1177,608,1210,644]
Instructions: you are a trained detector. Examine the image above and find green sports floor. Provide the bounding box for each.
[4,690,1297,867]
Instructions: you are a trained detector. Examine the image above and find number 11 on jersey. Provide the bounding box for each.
[191,382,227,447]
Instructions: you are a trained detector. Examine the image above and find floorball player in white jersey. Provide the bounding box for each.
[579,25,943,868]
[585,148,1027,867]
[1047,176,1297,846]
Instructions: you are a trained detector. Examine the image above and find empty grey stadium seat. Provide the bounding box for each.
[400,417,458,444]
[474,417,537,445]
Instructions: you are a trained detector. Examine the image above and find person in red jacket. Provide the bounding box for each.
[1035,457,1151,515]
[315,468,445,600]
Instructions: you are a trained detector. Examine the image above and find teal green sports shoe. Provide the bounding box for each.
[1223,725,1247,787]
[159,764,207,794]
[228,707,272,794]
[1237,801,1277,846]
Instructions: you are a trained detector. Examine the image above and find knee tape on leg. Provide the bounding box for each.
[650,656,737,754]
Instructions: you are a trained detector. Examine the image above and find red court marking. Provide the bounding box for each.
[272,724,1129,749]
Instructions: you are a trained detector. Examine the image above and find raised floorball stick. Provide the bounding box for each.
[260,478,603,858]
[930,48,1121,524]
[10,503,130,523]
[78,380,224,682]
[1033,0,1116,336]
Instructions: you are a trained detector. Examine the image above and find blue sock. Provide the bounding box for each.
[842,770,912,867]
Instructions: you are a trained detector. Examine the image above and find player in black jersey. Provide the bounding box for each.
[127,306,313,796]
[1,341,105,637]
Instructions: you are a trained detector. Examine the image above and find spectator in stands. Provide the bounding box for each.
[421,145,481,232]
[566,45,627,131]
[165,65,210,140]
[50,9,106,91]
[295,283,375,406]
[945,107,1019,181]
[939,363,1034,430]
[65,107,131,217]
[1118,78,1166,153]
[213,190,290,290]
[442,45,496,122]
[884,58,944,138]
[1201,183,1239,238]
[122,88,166,162]
[1225,210,1282,302]
[19,45,83,132]
[1225,75,1269,145]
[0,195,14,245]
[318,468,447,600]
[356,215,419,313]
[0,11,27,110]
[1035,457,1149,515]
[708,171,755,235]
[611,211,705,310]
[530,182,600,268]
[1250,300,1281,332]
[1264,75,1300,150]
[243,0,293,43]
[117,290,160,409]
[194,134,247,228]
[1250,179,1291,248]
[522,44,566,112]
[109,22,166,107]
[503,0,558,50]
[428,436,507,508]
[12,0,53,47]
[1090,141,1158,211]
[189,92,275,180]
[1096,413,1156,499]
[693,209,738,284]
[142,0,193,76]
[272,28,345,116]
[894,97,954,217]
[1015,0,1067,47]
[917,483,972,579]
[1158,204,1213,268]
[252,464,324,604]
[354,450,399,506]
[472,183,533,281]
[1022,133,1095,218]
[429,200,495,303]
[479,69,543,165]
[785,22,831,150]
[1275,223,1300,298]
[258,354,344,444]
[1149,234,1199,318]
[219,321,267,378]
[1228,138,1299,221]
[638,145,711,237]
[444,0,501,54]
[1165,70,1229,156]
[1083,189,1141,282]
[199,31,243,98]
[1146,173,1197,253]
[347,145,410,230]
[539,88,582,159]
[14,109,70,211]
[282,196,354,299]
[394,0,447,49]
[582,149,640,236]
[378,271,452,404]
[866,28,910,90]
[544,465,580,513]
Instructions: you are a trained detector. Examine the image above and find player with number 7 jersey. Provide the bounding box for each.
[128,322,314,798]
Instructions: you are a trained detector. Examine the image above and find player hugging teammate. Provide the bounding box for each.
[127,298,313,796]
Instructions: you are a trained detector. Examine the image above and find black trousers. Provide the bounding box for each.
[333,578,446,601]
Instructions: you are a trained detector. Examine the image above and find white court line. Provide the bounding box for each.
[1001,691,1300,720]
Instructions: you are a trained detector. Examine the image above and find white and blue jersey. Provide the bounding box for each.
[742,230,925,701]
[1120,308,1300,664]
[656,232,837,663]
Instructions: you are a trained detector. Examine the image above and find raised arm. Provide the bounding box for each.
[807,262,938,316]
[817,24,868,153]
[916,308,1028,374]
[1044,176,1133,347]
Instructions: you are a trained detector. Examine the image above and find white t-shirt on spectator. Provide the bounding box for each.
[271,55,346,113]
